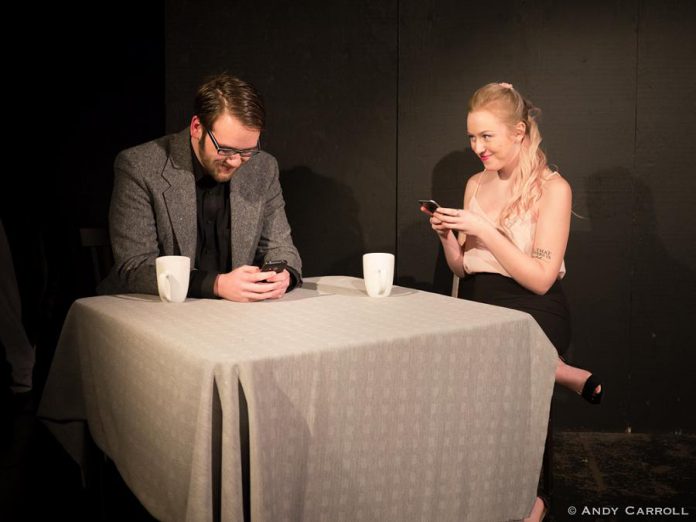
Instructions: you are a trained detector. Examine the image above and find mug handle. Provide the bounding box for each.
[158,271,172,302]
[377,268,389,297]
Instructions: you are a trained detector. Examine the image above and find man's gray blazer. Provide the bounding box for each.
[98,128,302,295]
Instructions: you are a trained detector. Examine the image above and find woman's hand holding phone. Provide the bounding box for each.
[434,207,490,237]
[418,199,450,238]
[418,199,440,216]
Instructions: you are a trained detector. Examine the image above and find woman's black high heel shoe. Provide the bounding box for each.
[581,374,603,404]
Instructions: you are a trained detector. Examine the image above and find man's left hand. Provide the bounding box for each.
[262,269,291,299]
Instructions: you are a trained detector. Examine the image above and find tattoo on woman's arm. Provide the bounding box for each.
[532,248,552,260]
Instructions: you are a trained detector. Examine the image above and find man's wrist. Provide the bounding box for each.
[286,266,302,291]
[213,274,221,297]
[188,270,219,298]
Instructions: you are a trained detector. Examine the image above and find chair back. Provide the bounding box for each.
[79,228,113,288]
[451,274,460,298]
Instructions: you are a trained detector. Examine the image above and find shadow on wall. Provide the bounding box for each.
[397,149,482,294]
[280,166,365,278]
[561,167,696,431]
[432,149,485,295]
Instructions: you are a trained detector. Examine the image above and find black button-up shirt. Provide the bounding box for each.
[188,150,231,298]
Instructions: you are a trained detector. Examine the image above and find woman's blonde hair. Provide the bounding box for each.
[468,83,552,229]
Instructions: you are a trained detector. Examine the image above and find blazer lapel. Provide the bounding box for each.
[162,129,197,260]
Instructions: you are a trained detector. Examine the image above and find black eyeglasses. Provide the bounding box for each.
[206,129,260,158]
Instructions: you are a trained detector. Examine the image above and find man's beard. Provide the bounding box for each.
[197,139,236,183]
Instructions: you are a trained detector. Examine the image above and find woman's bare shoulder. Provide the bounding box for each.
[463,170,486,206]
[540,170,572,203]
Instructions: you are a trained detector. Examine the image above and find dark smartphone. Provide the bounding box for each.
[261,259,288,273]
[418,199,440,214]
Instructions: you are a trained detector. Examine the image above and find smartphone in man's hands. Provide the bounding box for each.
[259,259,288,283]
[261,259,287,273]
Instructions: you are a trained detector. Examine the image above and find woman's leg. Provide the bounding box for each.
[523,496,548,522]
[555,358,602,398]
[460,275,600,399]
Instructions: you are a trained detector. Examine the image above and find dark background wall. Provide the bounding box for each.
[1,3,166,397]
[165,1,399,277]
[5,1,694,433]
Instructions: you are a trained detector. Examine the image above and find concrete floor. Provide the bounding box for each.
[2,403,695,521]
[551,432,696,521]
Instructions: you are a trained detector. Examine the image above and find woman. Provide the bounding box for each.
[423,82,602,521]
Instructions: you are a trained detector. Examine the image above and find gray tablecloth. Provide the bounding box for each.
[38,276,557,522]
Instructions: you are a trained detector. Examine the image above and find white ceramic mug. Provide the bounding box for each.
[155,256,190,303]
[362,253,395,298]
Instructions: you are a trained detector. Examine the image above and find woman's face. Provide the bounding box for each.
[467,109,524,175]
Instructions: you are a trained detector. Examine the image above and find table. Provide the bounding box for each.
[38,276,557,522]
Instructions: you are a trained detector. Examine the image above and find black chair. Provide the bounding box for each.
[79,228,113,291]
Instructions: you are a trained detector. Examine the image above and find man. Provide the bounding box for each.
[99,74,302,301]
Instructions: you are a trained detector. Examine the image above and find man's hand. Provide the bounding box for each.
[214,265,290,302]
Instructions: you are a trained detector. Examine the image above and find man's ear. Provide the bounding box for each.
[190,115,203,140]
